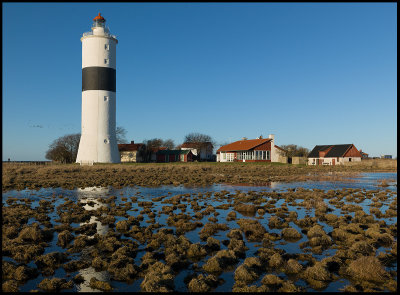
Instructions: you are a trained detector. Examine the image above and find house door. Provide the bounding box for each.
[332,159,335,166]
[318,159,323,165]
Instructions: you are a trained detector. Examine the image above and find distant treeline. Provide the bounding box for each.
[3,161,52,165]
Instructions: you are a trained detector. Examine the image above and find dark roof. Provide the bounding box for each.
[308,144,353,158]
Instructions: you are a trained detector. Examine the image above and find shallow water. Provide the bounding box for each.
[2,172,397,292]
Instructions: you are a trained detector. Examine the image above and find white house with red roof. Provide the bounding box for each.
[216,134,285,163]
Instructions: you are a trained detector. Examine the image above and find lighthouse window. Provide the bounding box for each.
[104,59,109,64]
[104,139,109,144]
[105,44,110,50]
[104,96,109,101]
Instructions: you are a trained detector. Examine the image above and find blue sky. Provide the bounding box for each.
[2,3,397,160]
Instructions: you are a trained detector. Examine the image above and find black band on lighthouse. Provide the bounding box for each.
[82,67,116,92]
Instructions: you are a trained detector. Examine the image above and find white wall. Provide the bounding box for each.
[77,25,120,163]
[307,157,361,165]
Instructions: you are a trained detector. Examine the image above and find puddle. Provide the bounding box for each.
[2,172,397,292]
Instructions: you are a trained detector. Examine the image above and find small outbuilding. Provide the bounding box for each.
[156,150,194,163]
[118,141,145,163]
[307,144,362,166]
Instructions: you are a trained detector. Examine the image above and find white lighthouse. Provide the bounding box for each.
[76,13,120,164]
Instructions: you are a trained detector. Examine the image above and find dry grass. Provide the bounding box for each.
[2,161,396,191]
[346,256,389,283]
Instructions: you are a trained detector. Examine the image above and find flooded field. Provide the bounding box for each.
[2,173,397,292]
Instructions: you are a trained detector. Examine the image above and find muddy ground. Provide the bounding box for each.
[2,162,396,192]
[2,184,397,292]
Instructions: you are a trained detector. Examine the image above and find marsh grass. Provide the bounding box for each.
[2,162,395,191]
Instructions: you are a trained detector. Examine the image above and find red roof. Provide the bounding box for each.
[217,138,271,152]
[118,143,144,152]
[93,13,105,21]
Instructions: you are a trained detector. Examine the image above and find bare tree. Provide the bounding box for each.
[141,138,174,162]
[116,126,128,144]
[279,144,309,158]
[163,139,175,150]
[184,132,213,144]
[143,138,164,150]
[45,133,81,163]
[183,132,215,161]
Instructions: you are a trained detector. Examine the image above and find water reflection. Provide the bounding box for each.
[76,187,111,292]
[1,172,397,292]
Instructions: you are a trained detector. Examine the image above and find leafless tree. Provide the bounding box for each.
[143,138,163,150]
[183,132,215,161]
[279,144,309,158]
[141,138,175,162]
[116,126,128,144]
[163,139,175,150]
[45,133,81,163]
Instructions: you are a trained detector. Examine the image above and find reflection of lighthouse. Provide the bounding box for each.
[76,13,120,164]
[76,186,111,292]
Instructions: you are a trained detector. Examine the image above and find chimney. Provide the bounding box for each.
[269,134,275,162]
[242,137,247,140]
[131,140,134,144]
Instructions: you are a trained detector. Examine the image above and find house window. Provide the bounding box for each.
[267,151,270,160]
[349,158,352,162]
[337,157,339,162]
[259,151,263,160]
[222,153,226,160]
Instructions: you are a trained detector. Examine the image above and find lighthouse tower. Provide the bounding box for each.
[76,13,120,164]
